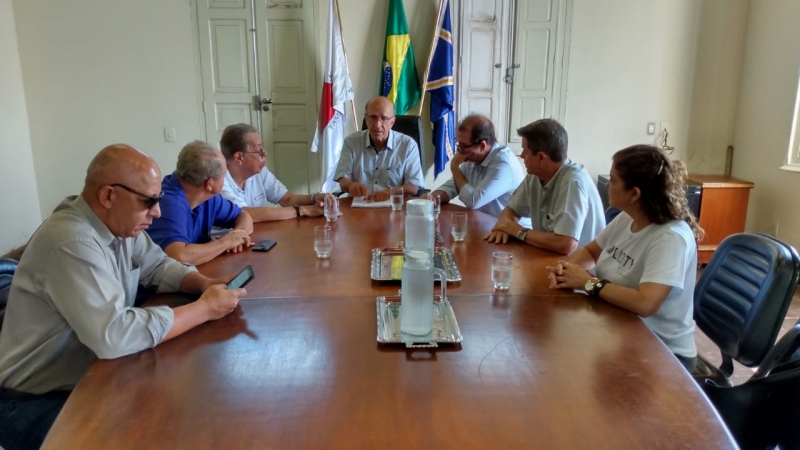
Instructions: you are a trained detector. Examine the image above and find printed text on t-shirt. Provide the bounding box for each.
[605,245,635,270]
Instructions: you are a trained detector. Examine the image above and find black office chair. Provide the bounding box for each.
[693,232,800,386]
[0,257,19,331]
[702,322,800,449]
[604,206,622,224]
[361,115,425,169]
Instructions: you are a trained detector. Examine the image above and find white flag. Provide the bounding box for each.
[311,0,354,192]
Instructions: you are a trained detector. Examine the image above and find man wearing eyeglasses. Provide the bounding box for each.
[485,119,605,255]
[431,115,527,222]
[219,123,335,221]
[0,145,246,450]
[334,96,425,201]
[146,141,255,266]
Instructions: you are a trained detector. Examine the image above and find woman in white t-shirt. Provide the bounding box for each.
[547,145,704,371]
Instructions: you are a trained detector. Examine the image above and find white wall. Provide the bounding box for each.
[0,0,41,254]
[13,0,205,217]
[731,0,800,249]
[564,0,703,180]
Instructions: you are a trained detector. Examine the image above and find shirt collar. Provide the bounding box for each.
[366,130,395,153]
[74,194,117,247]
[542,158,573,190]
[479,143,504,168]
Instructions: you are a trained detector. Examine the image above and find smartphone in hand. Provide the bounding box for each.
[227,265,254,289]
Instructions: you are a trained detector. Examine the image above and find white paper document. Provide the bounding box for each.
[351,197,392,208]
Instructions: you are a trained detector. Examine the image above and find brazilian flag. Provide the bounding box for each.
[380,0,421,115]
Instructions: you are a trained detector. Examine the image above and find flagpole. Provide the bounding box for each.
[334,0,359,131]
[418,0,447,117]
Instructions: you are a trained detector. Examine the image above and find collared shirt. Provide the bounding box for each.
[0,195,195,394]
[220,167,288,208]
[333,130,425,193]
[147,174,243,248]
[507,159,605,249]
[437,143,526,219]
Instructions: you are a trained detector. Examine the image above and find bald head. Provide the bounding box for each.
[365,96,394,114]
[84,144,161,194]
[457,114,497,147]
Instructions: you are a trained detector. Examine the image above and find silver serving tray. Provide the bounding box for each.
[376,295,463,348]
[370,247,462,282]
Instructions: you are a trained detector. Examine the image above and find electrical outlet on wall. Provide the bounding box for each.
[164,126,177,143]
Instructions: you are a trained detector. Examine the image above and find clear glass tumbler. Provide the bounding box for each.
[390,186,404,211]
[314,225,332,258]
[451,212,467,242]
[324,196,338,222]
[491,251,513,290]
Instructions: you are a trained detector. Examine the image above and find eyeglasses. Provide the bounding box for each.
[365,115,395,125]
[456,140,483,152]
[111,184,163,210]
[242,148,266,157]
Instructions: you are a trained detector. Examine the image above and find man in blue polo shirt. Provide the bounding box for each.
[147,140,254,265]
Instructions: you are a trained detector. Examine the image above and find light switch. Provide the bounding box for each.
[647,122,656,135]
[164,126,177,142]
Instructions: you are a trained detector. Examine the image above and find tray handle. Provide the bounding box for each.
[405,341,439,348]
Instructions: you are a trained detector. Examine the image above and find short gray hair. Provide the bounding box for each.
[174,140,223,186]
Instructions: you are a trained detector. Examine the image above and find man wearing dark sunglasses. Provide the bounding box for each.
[431,115,527,222]
[0,145,246,450]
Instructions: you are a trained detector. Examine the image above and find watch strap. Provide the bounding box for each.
[516,228,529,241]
[592,279,610,297]
[293,205,300,218]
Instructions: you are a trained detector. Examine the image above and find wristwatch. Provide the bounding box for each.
[516,228,529,241]
[584,278,610,297]
[294,205,300,218]
[310,192,317,205]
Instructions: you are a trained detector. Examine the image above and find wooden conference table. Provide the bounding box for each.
[44,198,735,449]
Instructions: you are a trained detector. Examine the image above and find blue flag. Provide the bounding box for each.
[425,0,455,178]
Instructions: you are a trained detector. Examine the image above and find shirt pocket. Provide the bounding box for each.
[387,165,405,187]
[541,213,556,232]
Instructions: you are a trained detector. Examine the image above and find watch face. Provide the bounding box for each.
[584,279,595,292]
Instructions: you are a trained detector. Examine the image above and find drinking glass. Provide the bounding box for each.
[451,212,467,242]
[431,194,441,218]
[390,187,404,211]
[491,252,513,290]
[314,226,332,258]
[324,196,339,222]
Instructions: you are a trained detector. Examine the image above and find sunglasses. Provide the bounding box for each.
[111,184,163,210]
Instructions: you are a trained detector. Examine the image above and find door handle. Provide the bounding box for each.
[504,64,521,84]
[252,96,273,112]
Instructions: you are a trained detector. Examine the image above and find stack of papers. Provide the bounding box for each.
[351,197,393,208]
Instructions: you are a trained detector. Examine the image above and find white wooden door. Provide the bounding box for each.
[456,0,571,153]
[507,0,571,150]
[196,0,259,144]
[456,0,514,142]
[196,0,319,195]
[255,0,319,195]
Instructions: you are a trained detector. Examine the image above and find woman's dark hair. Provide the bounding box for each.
[612,145,703,240]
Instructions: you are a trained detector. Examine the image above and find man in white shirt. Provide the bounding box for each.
[334,96,425,201]
[219,123,333,221]
[485,119,605,255]
[432,115,526,220]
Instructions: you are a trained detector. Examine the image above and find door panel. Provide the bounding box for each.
[508,0,570,149]
[256,1,318,195]
[197,2,258,145]
[196,0,318,195]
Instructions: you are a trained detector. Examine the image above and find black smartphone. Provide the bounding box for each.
[227,265,254,289]
[252,239,277,252]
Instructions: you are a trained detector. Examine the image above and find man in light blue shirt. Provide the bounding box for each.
[334,97,425,201]
[486,119,605,255]
[432,115,526,221]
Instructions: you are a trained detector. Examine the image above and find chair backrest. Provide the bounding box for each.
[604,206,621,224]
[0,258,19,331]
[694,233,800,373]
[361,115,424,169]
[703,323,800,449]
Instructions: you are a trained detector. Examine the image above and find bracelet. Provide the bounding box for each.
[310,192,318,204]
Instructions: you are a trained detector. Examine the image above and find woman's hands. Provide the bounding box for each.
[546,260,594,291]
